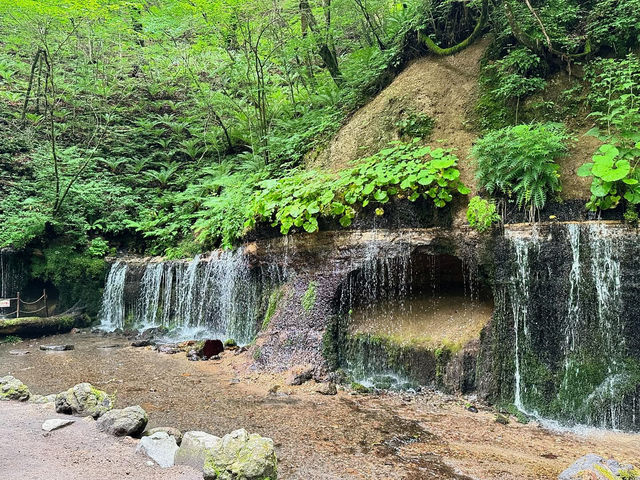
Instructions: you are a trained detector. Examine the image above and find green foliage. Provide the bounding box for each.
[247,140,470,235]
[30,245,106,314]
[395,111,435,139]
[466,196,501,233]
[478,48,546,127]
[473,123,569,214]
[587,0,640,53]
[578,55,640,211]
[262,286,285,331]
[301,282,317,312]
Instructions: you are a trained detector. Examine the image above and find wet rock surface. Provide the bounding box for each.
[96,405,148,437]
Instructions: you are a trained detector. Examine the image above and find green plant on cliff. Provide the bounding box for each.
[473,123,569,218]
[247,140,470,235]
[466,196,501,233]
[578,55,640,212]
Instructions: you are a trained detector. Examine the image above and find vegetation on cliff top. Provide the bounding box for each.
[0,0,639,261]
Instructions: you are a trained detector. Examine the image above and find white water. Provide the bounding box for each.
[98,261,128,330]
[99,251,283,344]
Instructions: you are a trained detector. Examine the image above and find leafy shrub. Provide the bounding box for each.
[578,55,640,211]
[473,123,569,215]
[466,196,501,232]
[247,140,470,235]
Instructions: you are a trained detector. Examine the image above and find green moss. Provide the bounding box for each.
[262,286,285,331]
[301,281,317,312]
[252,346,262,361]
[350,382,370,394]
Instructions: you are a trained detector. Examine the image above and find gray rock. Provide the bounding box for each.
[9,350,30,355]
[0,376,30,401]
[559,454,637,480]
[175,431,222,470]
[136,431,179,468]
[30,394,57,404]
[40,344,74,351]
[55,382,114,418]
[203,428,277,480]
[144,427,184,445]
[96,405,148,437]
[42,418,75,432]
[315,382,337,395]
[131,340,153,347]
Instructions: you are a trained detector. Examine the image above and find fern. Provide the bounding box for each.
[473,123,569,217]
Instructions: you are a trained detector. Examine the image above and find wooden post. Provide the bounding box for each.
[43,289,49,317]
[16,291,20,318]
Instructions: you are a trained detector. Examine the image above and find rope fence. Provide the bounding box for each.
[0,290,49,319]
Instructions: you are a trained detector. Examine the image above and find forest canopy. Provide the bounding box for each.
[1,0,639,262]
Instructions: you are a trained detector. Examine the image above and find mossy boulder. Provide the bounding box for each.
[0,313,91,337]
[203,428,277,480]
[55,382,114,418]
[0,376,30,401]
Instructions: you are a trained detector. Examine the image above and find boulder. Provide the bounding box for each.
[131,340,153,347]
[198,339,224,359]
[144,427,184,446]
[42,418,75,432]
[136,431,179,468]
[55,383,114,418]
[559,454,638,480]
[175,431,222,470]
[0,376,30,401]
[40,344,74,351]
[203,428,277,480]
[96,405,148,437]
[315,382,337,396]
[30,394,57,404]
[287,365,314,386]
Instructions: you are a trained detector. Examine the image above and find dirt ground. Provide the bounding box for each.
[1,331,639,480]
[0,401,200,480]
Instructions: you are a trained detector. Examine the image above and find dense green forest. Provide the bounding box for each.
[1,0,639,287]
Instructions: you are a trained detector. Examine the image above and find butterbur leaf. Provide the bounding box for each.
[431,157,456,169]
[339,216,352,227]
[373,190,388,202]
[458,185,471,195]
[577,163,594,177]
[303,217,318,233]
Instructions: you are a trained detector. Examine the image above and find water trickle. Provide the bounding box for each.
[505,223,639,430]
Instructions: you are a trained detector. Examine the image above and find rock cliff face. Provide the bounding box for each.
[76,216,640,431]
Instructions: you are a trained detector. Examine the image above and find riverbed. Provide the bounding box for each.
[1,331,638,479]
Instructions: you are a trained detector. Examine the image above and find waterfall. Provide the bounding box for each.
[98,251,284,344]
[504,222,639,430]
[99,261,128,330]
[0,249,25,300]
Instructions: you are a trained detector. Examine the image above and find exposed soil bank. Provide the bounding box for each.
[1,331,638,479]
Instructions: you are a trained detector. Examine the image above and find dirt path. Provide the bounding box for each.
[1,332,638,479]
[0,401,200,480]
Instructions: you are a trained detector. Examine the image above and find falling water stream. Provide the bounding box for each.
[98,251,284,344]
